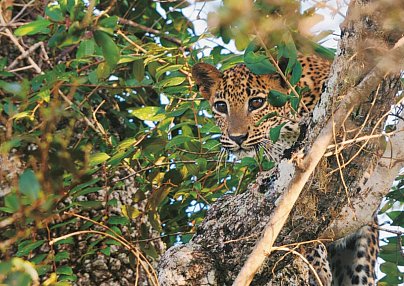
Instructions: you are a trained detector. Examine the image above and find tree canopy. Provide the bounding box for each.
[0,0,403,285]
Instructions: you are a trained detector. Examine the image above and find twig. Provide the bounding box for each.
[271,246,324,286]
[118,17,183,46]
[324,129,402,156]
[328,107,393,174]
[331,102,352,208]
[376,225,404,236]
[0,0,36,32]
[7,41,44,70]
[0,10,42,74]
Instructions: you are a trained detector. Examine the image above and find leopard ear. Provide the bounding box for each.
[192,63,222,101]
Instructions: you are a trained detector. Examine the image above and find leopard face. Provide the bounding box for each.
[192,55,330,161]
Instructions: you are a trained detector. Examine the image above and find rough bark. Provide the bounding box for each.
[157,0,404,285]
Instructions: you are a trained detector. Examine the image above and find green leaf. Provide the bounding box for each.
[70,178,101,194]
[94,30,120,68]
[117,137,137,150]
[0,138,21,153]
[130,106,165,121]
[30,253,48,264]
[96,62,112,79]
[234,32,250,51]
[156,64,183,80]
[56,266,73,275]
[48,26,67,48]
[387,211,404,227]
[104,239,122,246]
[312,42,336,60]
[4,193,20,213]
[166,103,191,117]
[122,205,142,219]
[58,274,77,282]
[89,152,110,166]
[36,264,51,276]
[290,62,302,85]
[166,135,193,149]
[269,123,287,143]
[244,51,276,75]
[290,96,300,111]
[75,201,103,209]
[54,251,70,262]
[241,157,257,168]
[73,187,102,198]
[99,16,118,29]
[380,261,403,277]
[38,89,50,103]
[195,158,207,170]
[132,59,145,82]
[76,39,95,59]
[268,90,290,107]
[100,246,111,256]
[107,216,129,225]
[157,76,186,88]
[108,147,135,166]
[14,18,51,36]
[255,111,277,127]
[164,169,183,185]
[45,4,64,22]
[53,237,74,245]
[0,261,12,274]
[118,55,144,64]
[16,240,45,257]
[4,272,31,286]
[12,111,33,121]
[18,169,41,201]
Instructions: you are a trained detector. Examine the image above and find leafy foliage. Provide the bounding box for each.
[0,0,402,285]
[0,0,259,284]
[378,175,404,286]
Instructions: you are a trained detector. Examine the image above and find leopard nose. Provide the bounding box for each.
[229,134,248,146]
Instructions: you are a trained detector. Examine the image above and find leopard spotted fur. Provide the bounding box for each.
[192,55,380,286]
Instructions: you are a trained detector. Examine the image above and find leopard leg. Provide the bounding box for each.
[328,222,379,286]
[307,243,332,286]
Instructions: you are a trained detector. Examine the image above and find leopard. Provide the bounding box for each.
[192,54,380,286]
[192,54,330,162]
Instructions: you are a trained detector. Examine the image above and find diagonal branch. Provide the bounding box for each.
[233,37,404,286]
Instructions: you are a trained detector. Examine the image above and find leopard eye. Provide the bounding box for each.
[214,101,228,114]
[249,97,265,111]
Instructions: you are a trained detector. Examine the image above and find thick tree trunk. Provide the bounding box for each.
[157,0,404,285]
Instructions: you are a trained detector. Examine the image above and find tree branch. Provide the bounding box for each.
[233,36,404,286]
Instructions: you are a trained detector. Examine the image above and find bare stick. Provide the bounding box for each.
[7,41,44,70]
[0,14,42,73]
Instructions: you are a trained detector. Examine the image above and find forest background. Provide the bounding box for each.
[0,0,403,285]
